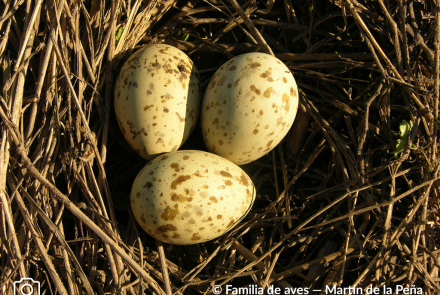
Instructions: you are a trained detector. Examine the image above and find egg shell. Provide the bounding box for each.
[130,150,256,245]
[201,52,299,165]
[114,44,201,159]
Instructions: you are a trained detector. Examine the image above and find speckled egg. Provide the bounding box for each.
[114,44,201,159]
[201,52,299,165]
[130,150,256,245]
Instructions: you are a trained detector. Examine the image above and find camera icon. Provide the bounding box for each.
[13,278,40,295]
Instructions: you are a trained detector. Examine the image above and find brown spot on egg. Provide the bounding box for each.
[157,224,177,232]
[209,196,218,203]
[263,87,272,98]
[224,180,232,186]
[219,140,223,145]
[212,118,218,125]
[267,140,273,147]
[144,182,153,189]
[183,155,190,160]
[226,219,235,228]
[218,75,227,86]
[282,93,289,103]
[217,215,222,219]
[144,105,154,111]
[228,66,236,71]
[250,85,261,95]
[290,87,297,97]
[171,193,193,203]
[253,129,259,134]
[220,171,232,178]
[188,219,195,224]
[136,192,141,198]
[185,188,195,195]
[239,173,249,187]
[191,233,201,241]
[163,108,169,113]
[172,233,180,238]
[277,117,283,126]
[260,110,264,115]
[250,62,261,68]
[218,110,222,115]
[141,215,146,223]
[170,175,191,189]
[161,205,179,221]
[176,112,185,122]
[171,163,179,172]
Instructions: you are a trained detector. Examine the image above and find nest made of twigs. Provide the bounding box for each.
[0,0,439,294]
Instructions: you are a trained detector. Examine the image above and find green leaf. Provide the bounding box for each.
[394,120,413,158]
[115,27,124,42]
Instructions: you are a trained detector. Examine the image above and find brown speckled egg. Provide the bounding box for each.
[130,150,256,245]
[114,44,201,159]
[201,52,299,165]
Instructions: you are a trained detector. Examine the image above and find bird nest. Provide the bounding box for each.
[0,0,439,294]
